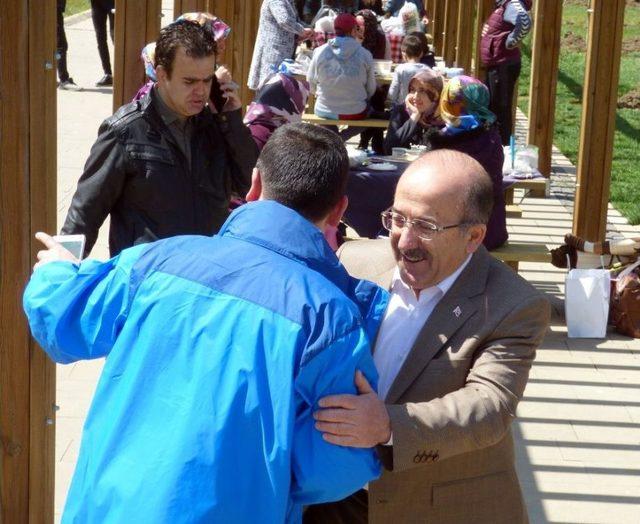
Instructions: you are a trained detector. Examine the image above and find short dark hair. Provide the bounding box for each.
[408,31,430,55]
[155,20,216,76]
[401,35,424,59]
[256,123,349,222]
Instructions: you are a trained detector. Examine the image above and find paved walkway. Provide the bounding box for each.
[54,10,640,524]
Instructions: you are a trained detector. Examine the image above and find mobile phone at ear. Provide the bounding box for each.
[53,234,86,260]
[210,76,226,113]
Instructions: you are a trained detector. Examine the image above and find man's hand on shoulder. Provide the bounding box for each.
[314,370,391,448]
[33,232,79,271]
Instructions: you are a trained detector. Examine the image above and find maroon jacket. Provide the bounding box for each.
[480,0,532,67]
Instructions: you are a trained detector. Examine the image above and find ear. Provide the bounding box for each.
[325,195,349,228]
[465,224,486,254]
[245,168,262,202]
[156,65,168,85]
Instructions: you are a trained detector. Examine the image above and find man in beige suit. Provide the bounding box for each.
[305,149,550,523]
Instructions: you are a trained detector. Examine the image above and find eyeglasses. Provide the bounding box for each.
[381,209,467,240]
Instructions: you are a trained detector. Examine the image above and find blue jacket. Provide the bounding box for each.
[23,201,389,523]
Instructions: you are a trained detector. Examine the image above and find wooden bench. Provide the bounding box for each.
[505,177,549,204]
[490,241,551,272]
[302,113,388,128]
[505,204,523,219]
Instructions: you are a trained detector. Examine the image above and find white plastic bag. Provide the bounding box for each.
[565,268,611,338]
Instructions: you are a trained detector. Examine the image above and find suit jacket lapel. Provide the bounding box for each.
[384,247,491,403]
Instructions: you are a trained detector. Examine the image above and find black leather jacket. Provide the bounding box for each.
[61,89,258,256]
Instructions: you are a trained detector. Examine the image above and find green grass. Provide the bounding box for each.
[65,0,90,17]
[518,1,640,224]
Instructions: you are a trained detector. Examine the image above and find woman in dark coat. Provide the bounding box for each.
[383,69,445,154]
[435,75,507,249]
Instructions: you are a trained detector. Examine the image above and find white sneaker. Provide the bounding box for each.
[58,78,83,91]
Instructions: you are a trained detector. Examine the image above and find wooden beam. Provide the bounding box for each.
[526,0,562,178]
[173,0,212,16]
[473,0,494,78]
[424,0,436,44]
[573,0,626,242]
[1,0,57,521]
[455,0,475,71]
[432,0,445,56]
[442,0,459,65]
[113,0,162,111]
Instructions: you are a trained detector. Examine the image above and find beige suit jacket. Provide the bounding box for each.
[338,239,550,524]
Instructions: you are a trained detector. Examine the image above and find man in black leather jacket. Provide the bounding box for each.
[61,20,258,257]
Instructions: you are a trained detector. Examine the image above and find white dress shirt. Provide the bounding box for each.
[374,255,472,401]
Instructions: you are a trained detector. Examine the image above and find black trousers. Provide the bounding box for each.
[91,0,115,75]
[56,5,70,82]
[486,61,521,146]
[303,489,368,524]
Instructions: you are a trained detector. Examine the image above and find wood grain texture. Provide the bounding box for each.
[472,0,494,78]
[526,0,562,178]
[113,0,162,111]
[573,0,626,242]
[455,0,475,71]
[1,0,56,521]
[442,0,459,65]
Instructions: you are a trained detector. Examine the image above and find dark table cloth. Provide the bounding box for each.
[344,160,409,239]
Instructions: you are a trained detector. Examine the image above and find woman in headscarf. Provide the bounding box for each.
[132,13,231,102]
[431,75,507,249]
[383,69,444,154]
[244,70,310,151]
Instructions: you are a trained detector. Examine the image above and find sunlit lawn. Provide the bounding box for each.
[65,0,90,17]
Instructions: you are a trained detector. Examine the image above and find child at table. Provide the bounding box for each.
[409,30,436,68]
[387,35,430,106]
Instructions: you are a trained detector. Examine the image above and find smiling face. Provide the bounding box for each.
[407,79,439,115]
[155,46,216,117]
[390,156,485,294]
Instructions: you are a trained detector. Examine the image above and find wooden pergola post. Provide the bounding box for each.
[455,0,475,71]
[173,0,212,13]
[0,1,57,521]
[424,0,436,42]
[442,0,460,66]
[113,0,163,111]
[573,0,626,242]
[432,0,445,56]
[472,0,494,79]
[526,0,562,179]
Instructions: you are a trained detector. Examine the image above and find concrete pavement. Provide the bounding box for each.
[53,10,640,524]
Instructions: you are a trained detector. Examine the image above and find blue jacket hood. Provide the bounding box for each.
[328,36,362,60]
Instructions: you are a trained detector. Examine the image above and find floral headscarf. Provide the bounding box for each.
[407,69,445,128]
[244,73,310,151]
[439,75,496,135]
[141,42,157,81]
[141,13,231,83]
[175,12,231,42]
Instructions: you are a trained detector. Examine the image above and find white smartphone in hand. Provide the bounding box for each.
[53,234,86,260]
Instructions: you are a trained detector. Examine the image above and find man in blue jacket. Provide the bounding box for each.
[23,123,388,523]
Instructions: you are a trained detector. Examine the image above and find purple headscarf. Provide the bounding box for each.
[244,73,310,151]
